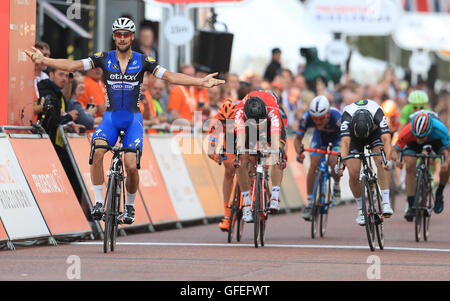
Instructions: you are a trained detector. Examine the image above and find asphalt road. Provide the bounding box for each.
[1,192,449,283]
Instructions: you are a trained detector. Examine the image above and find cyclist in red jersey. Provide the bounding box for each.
[234,90,284,223]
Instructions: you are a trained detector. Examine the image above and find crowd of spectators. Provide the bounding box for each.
[32,28,450,142]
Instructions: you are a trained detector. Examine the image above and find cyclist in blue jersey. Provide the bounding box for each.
[25,17,225,224]
[293,96,342,221]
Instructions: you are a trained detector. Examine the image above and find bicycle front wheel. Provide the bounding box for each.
[227,184,240,243]
[311,172,322,239]
[320,175,331,238]
[423,182,433,241]
[361,176,376,252]
[110,177,121,252]
[414,174,425,242]
[259,181,270,247]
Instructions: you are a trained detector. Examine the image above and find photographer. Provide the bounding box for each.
[37,67,84,201]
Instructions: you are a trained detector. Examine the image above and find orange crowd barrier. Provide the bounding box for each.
[9,137,91,237]
[178,136,224,217]
[0,222,8,242]
[138,136,178,225]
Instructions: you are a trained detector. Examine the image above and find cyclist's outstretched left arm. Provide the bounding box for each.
[162,71,225,88]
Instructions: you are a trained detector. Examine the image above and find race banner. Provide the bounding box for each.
[0,137,51,240]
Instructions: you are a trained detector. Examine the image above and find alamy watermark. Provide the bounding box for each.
[66,0,81,20]
[366,255,381,280]
[66,255,81,280]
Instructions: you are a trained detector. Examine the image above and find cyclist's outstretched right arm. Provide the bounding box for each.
[25,47,84,72]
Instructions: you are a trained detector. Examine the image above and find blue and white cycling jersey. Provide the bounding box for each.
[297,107,342,154]
[81,51,167,150]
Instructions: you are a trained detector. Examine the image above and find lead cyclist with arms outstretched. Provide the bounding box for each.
[25,17,224,224]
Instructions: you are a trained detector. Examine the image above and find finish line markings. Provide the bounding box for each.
[70,241,450,253]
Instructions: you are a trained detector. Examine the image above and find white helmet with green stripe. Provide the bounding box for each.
[408,90,428,105]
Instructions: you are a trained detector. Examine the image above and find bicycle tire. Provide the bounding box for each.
[373,185,384,250]
[110,176,121,252]
[103,175,115,253]
[253,173,261,248]
[227,183,240,243]
[260,181,270,247]
[320,175,331,238]
[423,182,433,241]
[311,172,322,239]
[236,187,245,242]
[389,167,396,212]
[414,174,424,242]
[361,176,376,252]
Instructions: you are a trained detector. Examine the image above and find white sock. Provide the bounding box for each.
[381,189,390,205]
[307,194,312,206]
[126,191,136,207]
[93,185,104,205]
[333,181,340,191]
[356,197,363,210]
[242,191,251,207]
[271,186,280,201]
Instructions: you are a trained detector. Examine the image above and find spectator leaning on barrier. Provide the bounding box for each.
[37,67,84,201]
[68,75,96,132]
[33,41,51,122]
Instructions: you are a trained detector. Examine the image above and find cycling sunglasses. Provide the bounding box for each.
[311,114,328,121]
[114,31,132,39]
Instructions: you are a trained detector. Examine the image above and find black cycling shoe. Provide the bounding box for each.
[404,207,415,222]
[434,194,444,214]
[123,205,135,224]
[91,202,104,220]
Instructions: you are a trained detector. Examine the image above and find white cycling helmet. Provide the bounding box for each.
[112,17,136,33]
[309,95,330,117]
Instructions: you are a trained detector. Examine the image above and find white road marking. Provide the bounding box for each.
[70,241,450,253]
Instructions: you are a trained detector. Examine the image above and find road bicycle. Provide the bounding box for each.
[89,131,141,253]
[235,148,281,248]
[399,145,445,242]
[299,143,338,238]
[216,149,244,243]
[338,146,389,252]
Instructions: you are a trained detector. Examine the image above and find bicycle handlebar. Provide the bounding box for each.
[399,151,445,167]
[89,143,141,169]
[301,147,339,156]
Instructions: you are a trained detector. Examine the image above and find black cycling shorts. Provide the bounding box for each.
[349,128,384,154]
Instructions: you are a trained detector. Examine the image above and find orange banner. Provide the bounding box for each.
[286,137,307,205]
[0,0,9,125]
[67,136,151,229]
[138,136,178,224]
[9,137,91,236]
[0,221,7,241]
[178,136,224,217]
[8,0,36,126]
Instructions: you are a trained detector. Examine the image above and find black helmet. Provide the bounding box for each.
[244,96,267,122]
[352,109,373,139]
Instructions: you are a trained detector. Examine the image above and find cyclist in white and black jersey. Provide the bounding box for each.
[336,99,394,225]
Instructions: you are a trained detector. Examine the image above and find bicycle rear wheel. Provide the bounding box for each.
[253,173,262,248]
[373,185,384,250]
[103,176,115,253]
[320,175,331,238]
[423,182,433,241]
[414,174,425,242]
[259,181,270,247]
[311,172,322,239]
[361,176,376,251]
